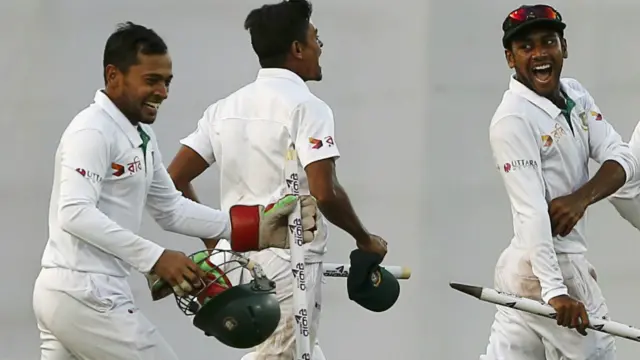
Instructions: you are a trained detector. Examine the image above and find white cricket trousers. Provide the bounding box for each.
[32,267,179,360]
[233,250,325,360]
[240,339,326,360]
[480,245,616,360]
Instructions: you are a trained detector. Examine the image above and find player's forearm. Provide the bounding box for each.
[520,213,568,303]
[314,184,369,243]
[58,203,165,273]
[573,160,627,207]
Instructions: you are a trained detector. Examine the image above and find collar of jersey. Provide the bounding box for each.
[508,75,583,120]
[256,68,309,90]
[93,89,143,148]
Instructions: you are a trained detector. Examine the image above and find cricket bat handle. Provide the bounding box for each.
[322,263,411,280]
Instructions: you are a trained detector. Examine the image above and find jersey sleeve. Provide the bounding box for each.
[179,103,217,165]
[144,139,231,240]
[57,128,165,274]
[490,115,568,303]
[612,121,640,199]
[293,99,341,168]
[583,88,638,182]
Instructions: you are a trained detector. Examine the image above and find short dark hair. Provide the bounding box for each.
[102,21,168,83]
[243,0,313,68]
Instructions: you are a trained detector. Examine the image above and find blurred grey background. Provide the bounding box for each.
[1,0,640,359]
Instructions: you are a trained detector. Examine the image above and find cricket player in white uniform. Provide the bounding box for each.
[32,22,320,360]
[481,5,639,359]
[166,1,388,359]
[608,122,640,228]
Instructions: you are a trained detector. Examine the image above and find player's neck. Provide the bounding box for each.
[514,75,563,108]
[103,89,139,126]
[544,89,564,109]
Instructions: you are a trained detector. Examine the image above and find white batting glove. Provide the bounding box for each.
[229,194,317,252]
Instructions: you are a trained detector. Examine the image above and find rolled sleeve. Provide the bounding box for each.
[293,99,341,168]
[179,103,217,165]
[490,115,568,303]
[58,128,165,274]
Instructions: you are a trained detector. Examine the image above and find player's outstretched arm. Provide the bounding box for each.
[145,144,316,252]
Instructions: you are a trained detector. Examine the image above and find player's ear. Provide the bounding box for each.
[505,49,515,69]
[291,41,304,60]
[104,64,120,86]
[560,37,568,59]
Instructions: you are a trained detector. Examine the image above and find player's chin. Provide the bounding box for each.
[313,68,323,81]
[139,106,158,124]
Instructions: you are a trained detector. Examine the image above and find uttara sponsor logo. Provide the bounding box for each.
[503,159,538,173]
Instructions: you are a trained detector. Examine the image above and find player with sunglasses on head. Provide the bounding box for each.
[481,5,639,359]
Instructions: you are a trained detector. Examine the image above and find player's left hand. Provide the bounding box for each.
[548,193,589,237]
[228,195,318,252]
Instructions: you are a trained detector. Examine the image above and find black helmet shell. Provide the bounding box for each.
[193,282,281,349]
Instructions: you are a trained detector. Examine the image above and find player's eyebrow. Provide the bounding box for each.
[145,73,173,81]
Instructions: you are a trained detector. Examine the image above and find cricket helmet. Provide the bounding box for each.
[173,249,281,349]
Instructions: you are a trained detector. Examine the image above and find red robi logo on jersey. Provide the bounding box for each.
[309,136,334,150]
[503,163,512,173]
[111,162,125,177]
[309,137,323,149]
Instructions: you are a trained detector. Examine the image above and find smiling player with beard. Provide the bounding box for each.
[480,5,639,360]
[31,21,321,360]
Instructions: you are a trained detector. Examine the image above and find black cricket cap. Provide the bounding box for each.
[346,249,400,312]
[502,4,566,48]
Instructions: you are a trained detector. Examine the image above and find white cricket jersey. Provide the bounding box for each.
[180,68,340,263]
[42,90,232,277]
[489,75,638,303]
[613,120,640,199]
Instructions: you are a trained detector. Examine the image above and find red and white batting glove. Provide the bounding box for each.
[229,194,317,252]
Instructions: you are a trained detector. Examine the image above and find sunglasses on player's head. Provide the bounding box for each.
[503,5,562,31]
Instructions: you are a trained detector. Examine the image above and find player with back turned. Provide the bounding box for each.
[166,0,388,358]
[481,4,639,359]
